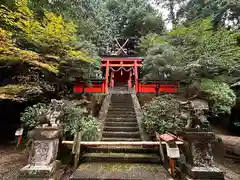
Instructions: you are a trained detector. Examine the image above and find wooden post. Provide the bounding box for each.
[110,71,114,88]
[169,158,176,176]
[101,80,105,93]
[130,71,132,88]
[134,61,138,92]
[105,60,110,93]
[72,132,81,170]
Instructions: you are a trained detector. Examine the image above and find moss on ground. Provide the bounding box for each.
[79,162,159,173]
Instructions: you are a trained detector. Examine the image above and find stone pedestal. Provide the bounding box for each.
[19,127,61,180]
[178,129,224,180]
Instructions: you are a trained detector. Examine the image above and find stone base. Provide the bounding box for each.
[18,169,64,180]
[186,166,224,179]
[19,161,58,179]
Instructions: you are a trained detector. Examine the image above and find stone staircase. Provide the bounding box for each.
[102,94,141,142]
[70,94,173,180]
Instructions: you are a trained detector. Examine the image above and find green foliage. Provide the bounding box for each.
[139,33,168,55]
[0,0,101,101]
[200,79,236,114]
[142,44,179,81]
[142,94,185,135]
[106,0,165,38]
[177,0,240,29]
[141,18,240,116]
[0,1,94,62]
[60,101,100,141]
[0,28,59,73]
[20,103,48,128]
[154,0,186,25]
[20,100,100,141]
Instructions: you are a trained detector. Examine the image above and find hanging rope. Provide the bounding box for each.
[110,67,133,72]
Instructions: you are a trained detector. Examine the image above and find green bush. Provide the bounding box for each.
[20,103,48,128]
[61,101,100,141]
[20,100,100,141]
[200,79,236,114]
[142,94,185,135]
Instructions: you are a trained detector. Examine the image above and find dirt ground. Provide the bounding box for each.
[0,145,239,180]
[0,145,29,180]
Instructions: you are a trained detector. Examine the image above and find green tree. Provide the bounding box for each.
[153,0,187,25]
[141,44,179,81]
[0,0,99,101]
[107,0,165,38]
[177,0,240,29]
[140,18,240,115]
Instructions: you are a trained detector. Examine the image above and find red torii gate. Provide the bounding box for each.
[102,57,142,92]
[74,57,179,94]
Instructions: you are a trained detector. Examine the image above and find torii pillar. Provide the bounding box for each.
[105,60,110,93]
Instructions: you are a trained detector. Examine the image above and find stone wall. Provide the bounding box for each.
[97,94,112,141]
[131,94,150,141]
[137,94,155,107]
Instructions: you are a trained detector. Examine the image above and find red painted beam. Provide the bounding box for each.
[102,57,143,62]
[102,64,142,67]
[74,83,106,93]
[137,83,179,93]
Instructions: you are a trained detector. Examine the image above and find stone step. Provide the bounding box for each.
[111,101,132,102]
[111,98,132,100]
[105,120,137,125]
[105,118,137,122]
[107,115,136,118]
[70,162,173,180]
[107,111,135,115]
[107,116,135,119]
[71,162,172,180]
[87,146,158,154]
[110,102,132,104]
[102,137,141,141]
[110,105,132,107]
[111,102,132,104]
[108,108,135,111]
[104,126,139,132]
[112,95,131,97]
[104,122,138,127]
[81,153,161,164]
[102,131,140,138]
[110,101,133,104]
[108,109,135,112]
[106,116,137,120]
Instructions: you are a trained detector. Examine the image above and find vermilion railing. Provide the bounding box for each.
[73,80,179,93]
[136,80,179,93]
[74,80,106,93]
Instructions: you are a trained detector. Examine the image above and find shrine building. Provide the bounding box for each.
[74,39,179,94]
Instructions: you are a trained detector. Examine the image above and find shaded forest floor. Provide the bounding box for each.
[0,145,28,180]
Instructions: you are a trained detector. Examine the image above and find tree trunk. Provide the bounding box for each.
[169,0,177,26]
[217,134,240,156]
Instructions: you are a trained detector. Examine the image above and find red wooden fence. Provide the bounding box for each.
[74,80,106,93]
[137,81,179,93]
[73,80,179,93]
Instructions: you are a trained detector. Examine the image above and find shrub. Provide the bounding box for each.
[20,103,48,128]
[61,101,100,141]
[20,100,100,141]
[200,79,236,114]
[142,94,185,135]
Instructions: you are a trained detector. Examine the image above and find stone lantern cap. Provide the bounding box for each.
[28,127,61,140]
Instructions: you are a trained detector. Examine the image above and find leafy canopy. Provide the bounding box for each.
[140,18,240,115]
